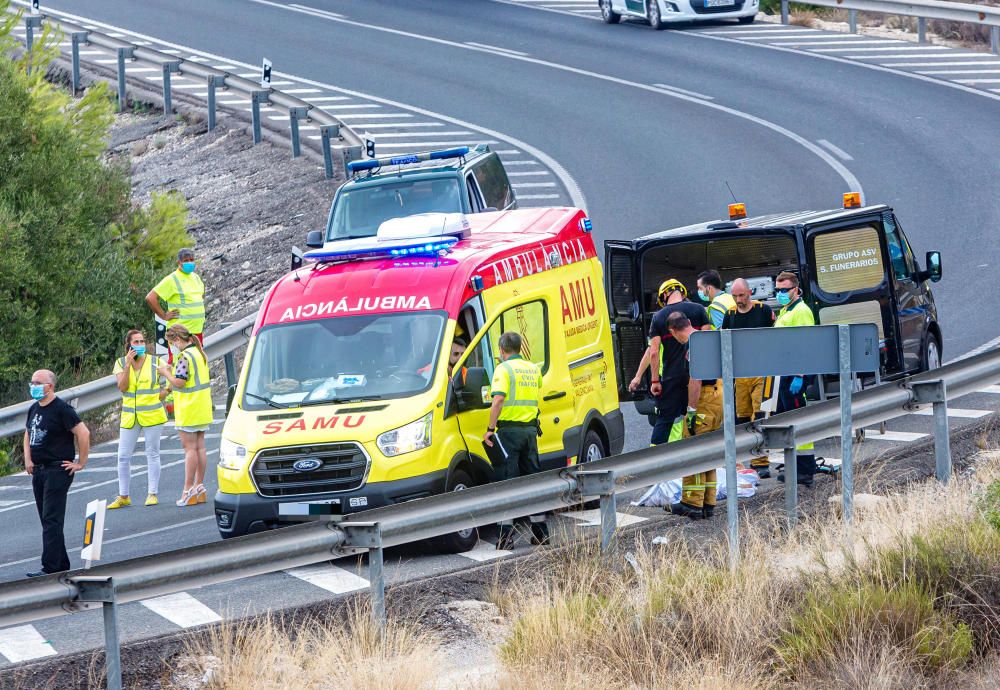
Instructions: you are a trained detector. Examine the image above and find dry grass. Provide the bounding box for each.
[789,10,820,26]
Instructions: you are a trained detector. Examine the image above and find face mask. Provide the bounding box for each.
[132,345,146,357]
[777,291,792,306]
[697,289,709,302]
[29,384,46,400]
[181,261,196,274]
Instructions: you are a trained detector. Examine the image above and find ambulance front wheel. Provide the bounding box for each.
[600,0,621,23]
[432,469,479,554]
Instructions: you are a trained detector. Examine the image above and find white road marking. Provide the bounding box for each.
[516,194,561,200]
[815,46,951,53]
[298,96,351,101]
[564,510,647,527]
[954,78,1000,84]
[288,3,345,20]
[355,122,443,128]
[864,429,927,442]
[865,53,997,60]
[978,385,1000,394]
[369,141,498,148]
[507,170,551,176]
[284,563,369,593]
[0,625,57,663]
[88,449,184,459]
[911,407,990,419]
[0,501,21,507]
[501,159,541,165]
[512,182,557,188]
[817,138,853,161]
[280,88,322,94]
[368,131,473,137]
[888,61,1000,67]
[917,69,1000,75]
[652,83,714,100]
[465,41,529,57]
[778,40,904,47]
[335,113,414,119]
[701,29,819,36]
[141,592,222,628]
[458,540,513,561]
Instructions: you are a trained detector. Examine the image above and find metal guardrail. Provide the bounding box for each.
[0,313,257,439]
[0,347,997,689]
[11,5,366,176]
[780,0,1000,53]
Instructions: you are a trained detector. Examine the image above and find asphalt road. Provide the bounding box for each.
[2,0,1000,670]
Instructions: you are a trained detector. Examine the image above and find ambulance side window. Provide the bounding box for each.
[457,307,485,370]
[487,300,550,375]
[465,175,484,212]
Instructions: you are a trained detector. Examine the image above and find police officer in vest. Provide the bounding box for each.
[146,248,207,362]
[483,332,545,550]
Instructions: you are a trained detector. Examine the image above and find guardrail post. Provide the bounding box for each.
[343,144,364,176]
[251,90,270,145]
[781,0,789,25]
[720,329,739,572]
[339,522,385,633]
[838,325,855,525]
[161,61,181,117]
[848,9,858,33]
[572,469,617,553]
[206,75,225,132]
[70,31,88,94]
[116,47,134,113]
[69,576,122,690]
[761,425,798,528]
[992,26,999,55]
[917,17,927,44]
[911,380,951,484]
[289,106,309,158]
[320,125,339,179]
[24,15,43,74]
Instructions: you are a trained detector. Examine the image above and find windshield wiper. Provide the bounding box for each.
[244,392,289,409]
[298,395,384,407]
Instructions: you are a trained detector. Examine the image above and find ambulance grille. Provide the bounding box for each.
[617,323,648,392]
[252,442,369,497]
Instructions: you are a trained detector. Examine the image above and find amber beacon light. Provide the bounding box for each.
[842,192,862,209]
[728,202,747,220]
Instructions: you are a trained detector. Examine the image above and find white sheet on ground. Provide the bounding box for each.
[632,467,760,508]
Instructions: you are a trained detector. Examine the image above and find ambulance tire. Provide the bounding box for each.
[432,469,479,554]
[647,0,666,29]
[600,0,621,23]
[738,13,756,24]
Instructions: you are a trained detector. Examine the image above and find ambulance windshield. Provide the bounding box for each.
[242,311,446,410]
[328,178,463,240]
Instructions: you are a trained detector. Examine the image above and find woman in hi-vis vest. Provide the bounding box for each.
[109,330,168,509]
[158,325,214,506]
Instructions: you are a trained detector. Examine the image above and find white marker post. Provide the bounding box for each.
[260,58,272,89]
[82,498,107,569]
[31,0,40,15]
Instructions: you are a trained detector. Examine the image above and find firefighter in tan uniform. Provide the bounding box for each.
[665,311,723,519]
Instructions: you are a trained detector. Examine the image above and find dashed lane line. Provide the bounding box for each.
[141,592,222,629]
[458,540,514,561]
[0,625,57,663]
[283,563,370,594]
[863,429,928,443]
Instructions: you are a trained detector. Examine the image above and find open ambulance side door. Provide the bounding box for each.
[605,241,646,402]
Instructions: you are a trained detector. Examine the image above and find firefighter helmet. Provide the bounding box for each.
[657,278,687,306]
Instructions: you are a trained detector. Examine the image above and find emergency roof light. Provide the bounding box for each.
[842,192,862,209]
[578,217,593,233]
[346,146,471,175]
[302,212,468,262]
[728,202,747,220]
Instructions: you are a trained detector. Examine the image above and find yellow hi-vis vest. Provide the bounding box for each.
[490,356,542,423]
[117,355,167,429]
[707,293,736,330]
[155,270,206,334]
[173,347,214,427]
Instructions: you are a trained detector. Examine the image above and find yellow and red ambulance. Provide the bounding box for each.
[216,207,624,549]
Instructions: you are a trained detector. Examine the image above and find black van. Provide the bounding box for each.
[605,200,943,402]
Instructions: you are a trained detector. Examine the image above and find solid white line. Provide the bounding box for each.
[241,0,860,197]
[918,69,1000,75]
[954,78,1000,84]
[911,407,991,419]
[141,592,222,628]
[27,2,586,210]
[864,429,927,442]
[284,563,369,593]
[458,540,513,561]
[465,41,529,56]
[0,625,57,663]
[979,385,1000,394]
[652,83,714,100]
[817,139,853,161]
[564,509,646,527]
[288,3,345,20]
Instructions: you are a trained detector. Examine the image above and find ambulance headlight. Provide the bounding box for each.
[219,439,249,470]
[377,412,432,457]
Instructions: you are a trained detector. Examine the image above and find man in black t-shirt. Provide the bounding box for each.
[23,369,90,577]
[721,279,776,477]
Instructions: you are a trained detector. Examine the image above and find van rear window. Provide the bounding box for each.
[814,226,885,293]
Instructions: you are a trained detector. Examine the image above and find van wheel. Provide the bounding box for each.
[432,470,478,554]
[647,0,666,29]
[921,335,941,372]
[738,13,756,24]
[600,0,621,23]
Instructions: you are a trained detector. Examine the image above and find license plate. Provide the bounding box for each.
[705,0,736,6]
[279,498,342,517]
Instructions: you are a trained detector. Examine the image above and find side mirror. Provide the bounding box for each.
[455,367,491,413]
[291,245,304,271]
[306,230,324,248]
[925,251,942,283]
[226,384,237,415]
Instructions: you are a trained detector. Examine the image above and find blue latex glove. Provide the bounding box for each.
[789,376,804,395]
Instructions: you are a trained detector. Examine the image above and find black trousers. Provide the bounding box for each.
[650,379,688,446]
[493,424,546,526]
[32,463,74,573]
[776,377,817,478]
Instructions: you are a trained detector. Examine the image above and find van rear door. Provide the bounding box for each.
[805,214,903,376]
[605,241,645,402]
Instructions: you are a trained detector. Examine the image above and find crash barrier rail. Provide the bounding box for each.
[0,312,257,439]
[780,0,1000,53]
[0,348,997,689]
[11,5,365,176]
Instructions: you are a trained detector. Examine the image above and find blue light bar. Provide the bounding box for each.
[304,235,458,262]
[346,146,471,174]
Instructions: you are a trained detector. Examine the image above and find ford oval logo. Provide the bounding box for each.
[292,458,323,472]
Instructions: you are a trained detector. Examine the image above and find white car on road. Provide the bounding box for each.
[599,0,758,28]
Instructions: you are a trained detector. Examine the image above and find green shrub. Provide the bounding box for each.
[778,581,972,676]
[978,479,1000,533]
